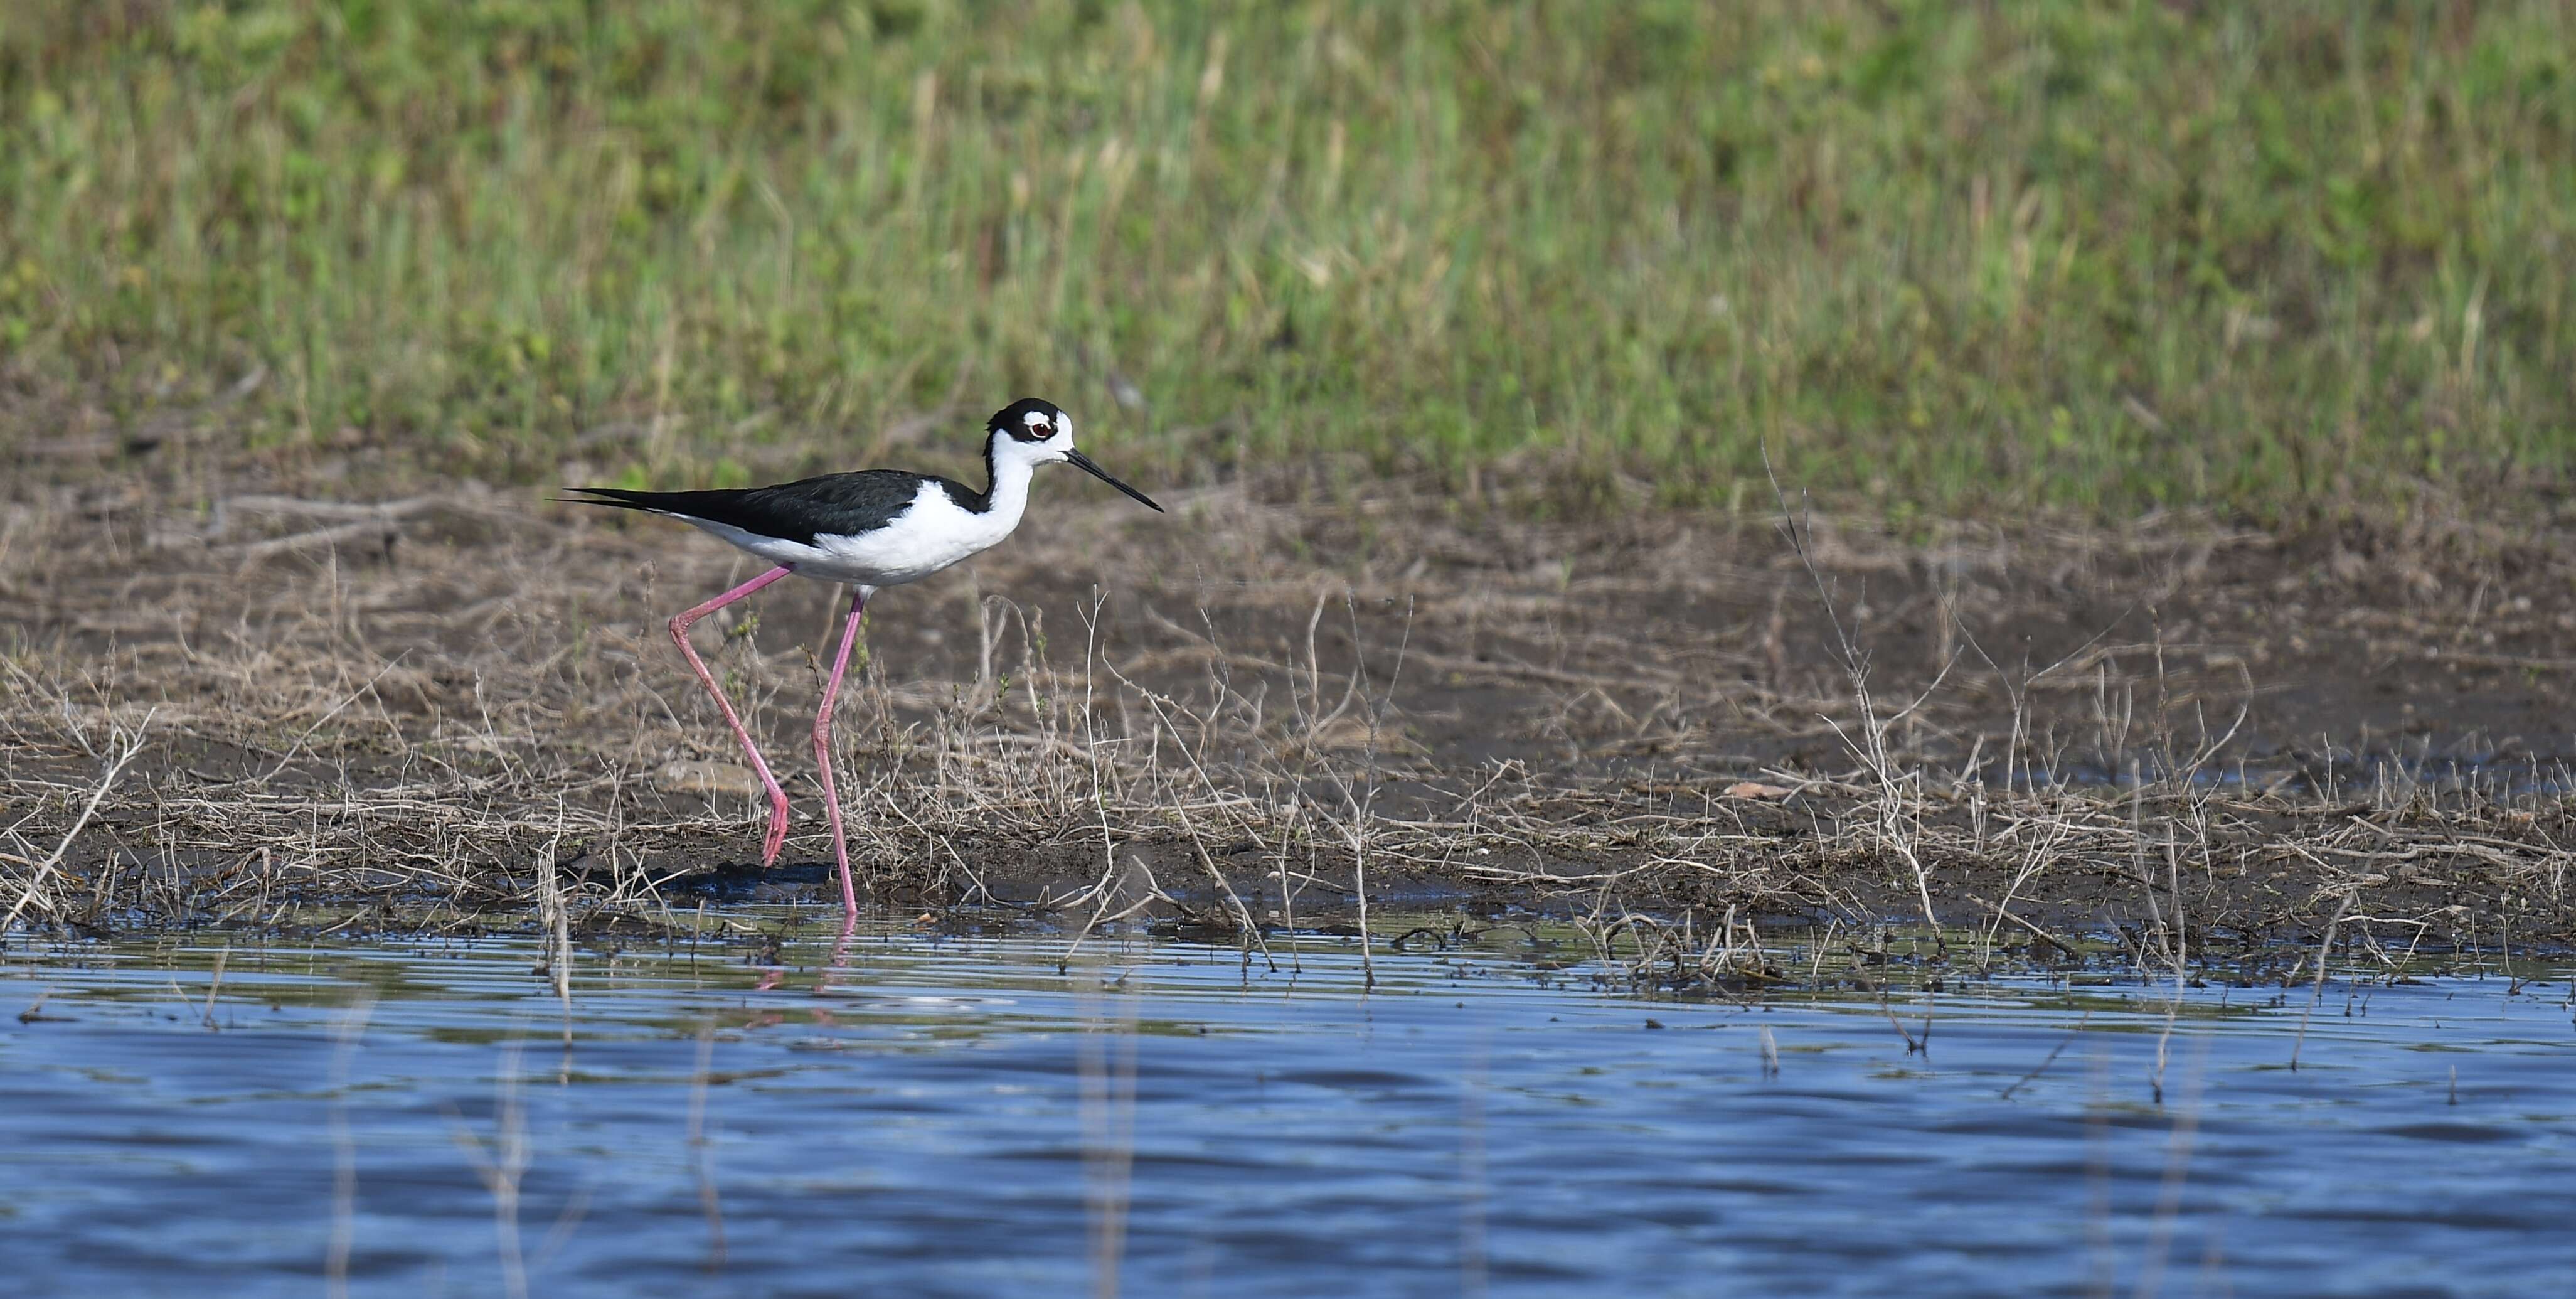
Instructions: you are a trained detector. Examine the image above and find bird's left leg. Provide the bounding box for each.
[667,564,798,866]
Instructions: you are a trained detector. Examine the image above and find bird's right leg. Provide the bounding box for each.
[668,564,798,866]
[811,585,868,928]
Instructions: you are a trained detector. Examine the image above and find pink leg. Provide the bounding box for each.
[813,586,868,926]
[668,565,798,867]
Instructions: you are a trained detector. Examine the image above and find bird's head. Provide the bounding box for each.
[986,397,1163,511]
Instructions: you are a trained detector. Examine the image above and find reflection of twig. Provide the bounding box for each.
[2084,1040,2114,1295]
[1077,955,1139,1298]
[2149,986,2181,1106]
[445,1039,532,1299]
[530,1185,595,1277]
[201,945,229,1030]
[1998,1012,2089,1101]
[1459,1030,1488,1299]
[326,993,377,1299]
[2133,1032,2211,1299]
[688,1019,726,1271]
[1877,984,1924,1055]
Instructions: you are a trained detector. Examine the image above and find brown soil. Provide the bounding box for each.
[5,461,2572,971]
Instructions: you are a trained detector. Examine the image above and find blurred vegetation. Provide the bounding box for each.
[1,1,2570,520]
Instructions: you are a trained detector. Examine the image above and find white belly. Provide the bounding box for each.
[682,480,1019,589]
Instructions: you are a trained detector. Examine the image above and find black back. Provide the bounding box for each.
[562,400,1063,544]
[561,469,980,546]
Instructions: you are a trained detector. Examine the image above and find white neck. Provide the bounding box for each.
[983,447,1036,527]
[979,431,1065,524]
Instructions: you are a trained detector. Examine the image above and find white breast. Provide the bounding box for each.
[679,480,1021,589]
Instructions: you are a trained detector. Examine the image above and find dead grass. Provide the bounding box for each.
[3,465,2572,982]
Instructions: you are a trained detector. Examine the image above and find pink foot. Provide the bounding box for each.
[760,788,790,867]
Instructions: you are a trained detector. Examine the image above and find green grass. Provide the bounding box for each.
[3,1,2572,520]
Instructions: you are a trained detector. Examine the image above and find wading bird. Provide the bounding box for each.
[563,398,1163,921]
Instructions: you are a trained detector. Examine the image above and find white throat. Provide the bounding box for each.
[982,431,1066,524]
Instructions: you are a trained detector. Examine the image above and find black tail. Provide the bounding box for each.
[556,478,866,548]
[556,486,719,515]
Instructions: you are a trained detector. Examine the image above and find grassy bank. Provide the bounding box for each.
[4,1,2572,518]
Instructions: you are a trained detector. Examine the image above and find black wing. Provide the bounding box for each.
[559,471,982,547]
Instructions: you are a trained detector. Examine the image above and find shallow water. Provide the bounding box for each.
[3,916,2571,1297]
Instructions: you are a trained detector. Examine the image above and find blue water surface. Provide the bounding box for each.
[1,916,2570,1297]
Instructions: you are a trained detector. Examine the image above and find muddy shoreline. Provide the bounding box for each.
[5,469,2572,961]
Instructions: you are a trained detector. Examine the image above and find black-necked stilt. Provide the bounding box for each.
[562,398,1163,922]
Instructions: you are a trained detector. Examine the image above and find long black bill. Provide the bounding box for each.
[1065,447,1164,512]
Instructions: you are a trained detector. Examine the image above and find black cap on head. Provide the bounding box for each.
[990,397,1065,442]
